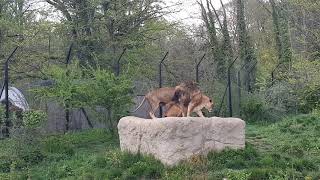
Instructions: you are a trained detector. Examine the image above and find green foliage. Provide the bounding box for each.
[226,169,251,180]
[241,96,283,122]
[32,62,87,109]
[86,67,133,115]
[298,83,320,113]
[32,62,133,129]
[9,129,45,169]
[22,110,47,128]
[287,59,320,113]
[0,106,5,125]
[237,0,257,92]
[1,115,320,179]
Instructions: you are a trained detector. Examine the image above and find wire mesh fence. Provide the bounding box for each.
[0,30,288,135]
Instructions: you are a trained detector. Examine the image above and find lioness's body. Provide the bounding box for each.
[165,94,213,117]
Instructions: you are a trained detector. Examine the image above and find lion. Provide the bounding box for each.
[171,81,201,117]
[165,94,213,117]
[132,81,200,119]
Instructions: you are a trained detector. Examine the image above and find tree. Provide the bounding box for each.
[198,0,225,80]
[44,0,172,68]
[32,62,133,132]
[271,0,292,64]
[220,0,233,75]
[236,0,257,92]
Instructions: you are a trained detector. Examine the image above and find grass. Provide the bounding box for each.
[0,114,320,179]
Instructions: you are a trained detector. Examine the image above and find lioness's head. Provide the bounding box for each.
[203,95,214,112]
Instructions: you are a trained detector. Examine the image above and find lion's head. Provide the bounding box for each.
[172,81,200,106]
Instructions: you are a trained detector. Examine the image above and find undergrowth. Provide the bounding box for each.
[0,114,319,179]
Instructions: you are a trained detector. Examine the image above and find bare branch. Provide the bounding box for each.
[209,0,223,30]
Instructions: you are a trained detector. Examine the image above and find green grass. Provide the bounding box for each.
[1,114,320,179]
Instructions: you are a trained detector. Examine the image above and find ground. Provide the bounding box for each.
[0,114,320,179]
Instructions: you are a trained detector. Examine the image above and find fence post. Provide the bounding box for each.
[196,53,206,83]
[65,43,74,65]
[217,85,228,117]
[237,71,241,116]
[116,48,126,76]
[246,61,258,92]
[227,57,238,117]
[2,46,19,137]
[158,51,169,117]
[65,43,74,131]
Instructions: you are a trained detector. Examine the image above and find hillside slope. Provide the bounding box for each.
[1,114,320,179]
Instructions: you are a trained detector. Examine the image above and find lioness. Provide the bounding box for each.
[165,94,213,117]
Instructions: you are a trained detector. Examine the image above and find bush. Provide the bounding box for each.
[241,96,283,122]
[226,169,251,180]
[43,137,75,157]
[287,59,320,113]
[22,110,47,128]
[0,156,11,173]
[0,106,5,125]
[10,128,45,166]
[32,63,133,131]
[297,83,320,113]
[7,110,47,167]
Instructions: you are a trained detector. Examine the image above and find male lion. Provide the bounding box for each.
[132,81,200,119]
[172,81,201,117]
[165,94,213,117]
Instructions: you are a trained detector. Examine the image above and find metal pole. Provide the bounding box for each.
[2,46,19,137]
[158,51,169,117]
[65,43,73,65]
[217,85,228,116]
[196,53,206,83]
[116,48,126,76]
[246,61,258,92]
[237,71,241,116]
[65,43,73,131]
[48,34,51,61]
[227,68,232,117]
[226,57,238,117]
[271,71,274,86]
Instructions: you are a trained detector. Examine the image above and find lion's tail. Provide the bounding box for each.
[131,96,146,113]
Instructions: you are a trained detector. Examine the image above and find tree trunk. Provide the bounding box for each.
[236,0,257,92]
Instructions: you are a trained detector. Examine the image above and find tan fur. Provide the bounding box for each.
[132,86,191,119]
[165,94,213,117]
[172,81,201,117]
[132,81,201,119]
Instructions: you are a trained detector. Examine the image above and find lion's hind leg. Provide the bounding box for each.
[146,97,158,119]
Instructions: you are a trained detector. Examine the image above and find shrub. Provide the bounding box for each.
[22,110,47,128]
[241,96,283,123]
[32,63,133,131]
[0,106,5,125]
[0,156,11,173]
[226,169,251,180]
[265,81,298,113]
[287,59,320,113]
[10,128,45,166]
[43,137,75,156]
[7,110,47,167]
[298,83,320,113]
